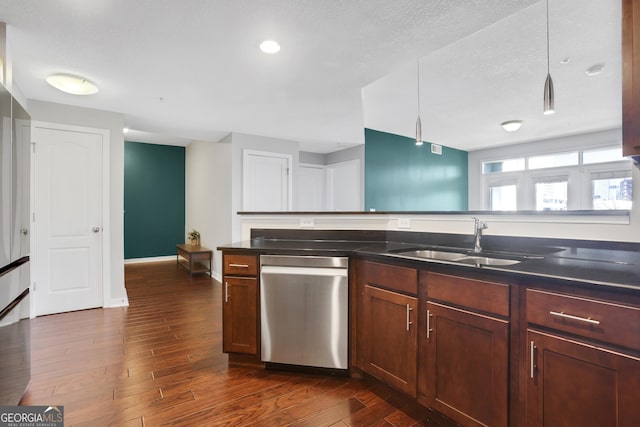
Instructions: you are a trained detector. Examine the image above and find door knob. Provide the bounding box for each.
[92,227,101,233]
[21,228,29,235]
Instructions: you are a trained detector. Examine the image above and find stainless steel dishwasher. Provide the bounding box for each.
[260,255,348,370]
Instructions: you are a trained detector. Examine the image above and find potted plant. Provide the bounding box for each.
[187,229,201,246]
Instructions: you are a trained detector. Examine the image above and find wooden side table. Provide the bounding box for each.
[176,244,213,276]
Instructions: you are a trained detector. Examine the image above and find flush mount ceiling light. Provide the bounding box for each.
[259,40,281,54]
[45,73,99,95]
[543,0,555,115]
[415,60,423,146]
[501,120,523,132]
[586,64,604,76]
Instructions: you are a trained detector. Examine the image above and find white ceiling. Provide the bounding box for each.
[0,0,620,153]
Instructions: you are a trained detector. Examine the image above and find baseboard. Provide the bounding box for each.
[124,255,175,264]
[106,295,129,308]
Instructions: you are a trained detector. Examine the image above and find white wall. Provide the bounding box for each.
[186,132,303,279]
[230,132,300,242]
[185,136,232,281]
[239,203,639,244]
[239,128,639,243]
[27,100,127,305]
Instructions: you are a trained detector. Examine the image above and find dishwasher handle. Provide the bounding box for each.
[261,265,348,277]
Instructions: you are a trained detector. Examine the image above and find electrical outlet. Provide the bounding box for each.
[300,218,315,228]
[431,143,442,155]
[397,218,411,228]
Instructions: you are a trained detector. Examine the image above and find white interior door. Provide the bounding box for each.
[326,159,361,211]
[242,150,292,211]
[297,164,325,211]
[33,126,103,315]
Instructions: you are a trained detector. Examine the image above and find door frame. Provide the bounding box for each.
[242,149,293,211]
[31,121,111,315]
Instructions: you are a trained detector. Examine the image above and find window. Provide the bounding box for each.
[591,171,633,210]
[583,146,624,164]
[534,179,568,211]
[529,152,578,170]
[482,158,525,174]
[480,145,632,211]
[489,184,517,211]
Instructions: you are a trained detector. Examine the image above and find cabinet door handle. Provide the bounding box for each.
[406,304,413,331]
[225,282,229,302]
[426,309,433,339]
[530,341,537,379]
[229,263,249,268]
[549,311,600,325]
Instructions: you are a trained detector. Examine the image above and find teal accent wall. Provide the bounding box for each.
[124,142,185,259]
[365,128,468,211]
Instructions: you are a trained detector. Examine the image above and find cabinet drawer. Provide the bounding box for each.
[363,261,417,295]
[426,272,509,317]
[224,254,258,276]
[526,289,640,351]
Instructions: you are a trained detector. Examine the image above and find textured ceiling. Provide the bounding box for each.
[363,0,621,151]
[0,0,620,153]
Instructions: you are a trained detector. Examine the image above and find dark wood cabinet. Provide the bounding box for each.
[358,261,418,396]
[222,253,259,356]
[420,272,510,427]
[525,288,640,426]
[222,277,258,354]
[526,329,640,427]
[362,284,418,395]
[622,0,640,157]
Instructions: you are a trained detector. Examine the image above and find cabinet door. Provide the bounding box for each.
[527,330,640,427]
[223,277,258,355]
[362,285,417,396]
[424,301,509,427]
[622,0,640,157]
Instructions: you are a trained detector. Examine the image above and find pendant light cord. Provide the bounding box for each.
[416,60,421,116]
[546,0,550,75]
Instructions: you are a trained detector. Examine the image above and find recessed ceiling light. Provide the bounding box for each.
[501,120,523,132]
[586,64,604,76]
[45,73,99,95]
[259,40,281,54]
[560,57,571,65]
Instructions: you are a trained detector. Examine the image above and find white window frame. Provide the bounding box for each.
[481,154,632,211]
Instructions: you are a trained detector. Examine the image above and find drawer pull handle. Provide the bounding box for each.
[530,341,536,379]
[406,304,413,331]
[225,282,229,302]
[426,309,433,339]
[229,263,249,268]
[549,311,600,325]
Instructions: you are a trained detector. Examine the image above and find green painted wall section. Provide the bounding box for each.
[124,142,185,259]
[365,128,468,211]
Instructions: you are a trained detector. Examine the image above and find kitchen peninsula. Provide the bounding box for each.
[219,213,640,427]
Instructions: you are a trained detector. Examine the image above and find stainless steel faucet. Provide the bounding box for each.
[473,217,488,253]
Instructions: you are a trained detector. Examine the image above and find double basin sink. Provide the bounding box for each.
[390,248,526,267]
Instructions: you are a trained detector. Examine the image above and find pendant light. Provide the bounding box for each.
[415,60,423,146]
[543,0,555,115]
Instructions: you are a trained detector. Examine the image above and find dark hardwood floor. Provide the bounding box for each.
[21,261,458,426]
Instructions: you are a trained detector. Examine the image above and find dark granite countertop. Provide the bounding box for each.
[218,231,640,292]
